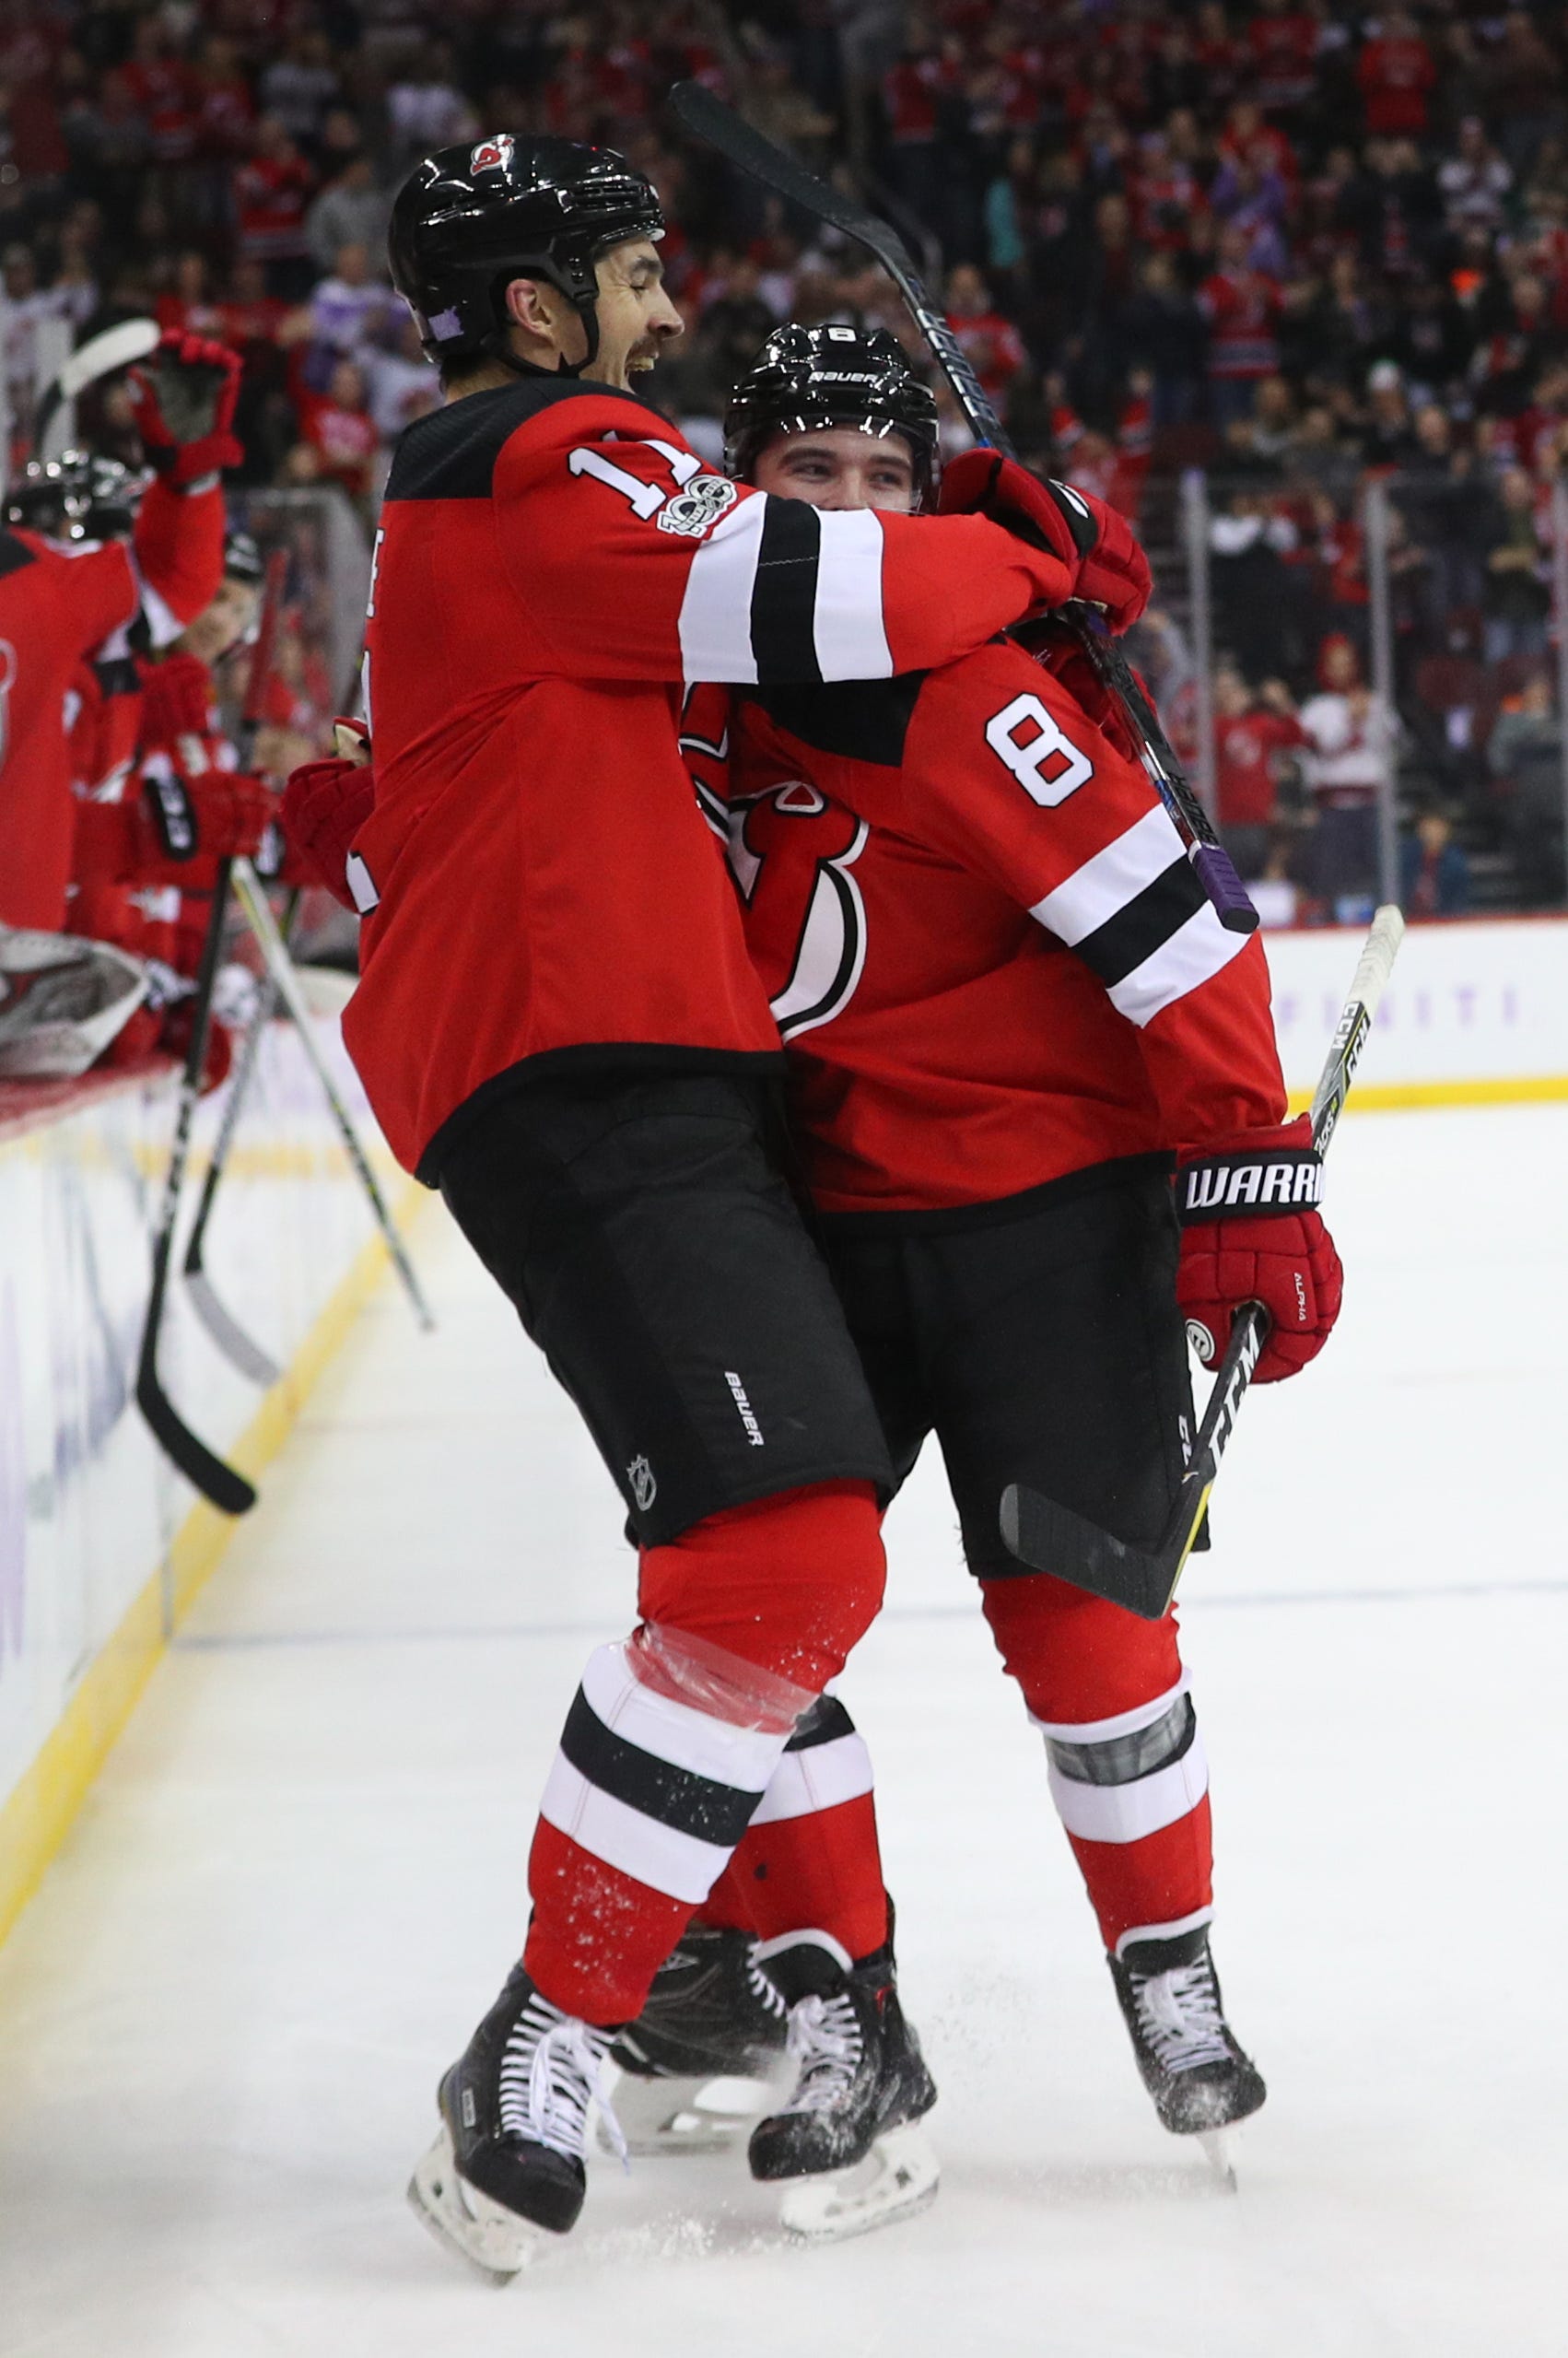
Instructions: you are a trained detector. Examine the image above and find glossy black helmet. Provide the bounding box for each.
[5,450,148,541]
[724,324,940,505]
[389,134,664,370]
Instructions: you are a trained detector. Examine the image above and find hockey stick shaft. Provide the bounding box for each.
[229,859,434,1332]
[667,82,1256,934]
[1000,906,1405,1618]
[133,549,291,1509]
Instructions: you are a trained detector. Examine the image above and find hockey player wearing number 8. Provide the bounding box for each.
[615,325,1347,2192]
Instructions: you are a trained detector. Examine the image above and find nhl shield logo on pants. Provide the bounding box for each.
[626,1455,657,1512]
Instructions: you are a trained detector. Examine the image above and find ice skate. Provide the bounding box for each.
[604,1924,790,2155]
[407,1965,624,2281]
[1110,1926,1265,2179]
[747,1936,940,2241]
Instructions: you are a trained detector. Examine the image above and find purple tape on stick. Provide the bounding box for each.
[1192,841,1260,935]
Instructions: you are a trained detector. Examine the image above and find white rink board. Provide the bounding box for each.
[1263,915,1568,1092]
[0,1025,400,1821]
[0,1103,1561,2358]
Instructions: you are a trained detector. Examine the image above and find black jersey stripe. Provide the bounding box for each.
[751,497,823,685]
[558,1687,765,1847]
[784,1695,859,1754]
[0,529,37,579]
[1071,856,1209,988]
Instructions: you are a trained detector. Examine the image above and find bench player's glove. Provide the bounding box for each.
[128,330,244,487]
[283,721,373,910]
[937,452,1153,632]
[1175,1115,1343,1383]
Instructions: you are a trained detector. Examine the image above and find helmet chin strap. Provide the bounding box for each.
[488,273,601,379]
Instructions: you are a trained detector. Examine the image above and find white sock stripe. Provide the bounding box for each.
[747,1732,874,1826]
[677,493,765,683]
[1048,1725,1210,1845]
[812,508,893,680]
[1028,1672,1189,1744]
[1106,900,1250,1028]
[538,1754,733,1905]
[579,1643,787,1795]
[1113,1906,1214,1960]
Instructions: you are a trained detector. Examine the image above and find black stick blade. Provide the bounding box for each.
[999,1478,1208,1622]
[668,82,916,272]
[135,1361,257,1515]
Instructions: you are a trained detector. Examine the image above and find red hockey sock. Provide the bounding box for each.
[703,1792,890,1961]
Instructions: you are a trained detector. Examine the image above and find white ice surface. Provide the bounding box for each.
[0,1107,1564,2357]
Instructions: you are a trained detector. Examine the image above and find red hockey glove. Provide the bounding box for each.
[1175,1116,1343,1382]
[283,733,375,911]
[1022,621,1150,764]
[938,452,1153,632]
[128,330,243,487]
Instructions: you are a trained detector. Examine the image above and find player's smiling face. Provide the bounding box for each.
[751,427,918,513]
[589,239,684,390]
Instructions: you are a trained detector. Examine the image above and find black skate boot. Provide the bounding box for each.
[747,1936,940,2240]
[1110,1925,1266,2163]
[407,1965,624,2281]
[607,1923,790,2155]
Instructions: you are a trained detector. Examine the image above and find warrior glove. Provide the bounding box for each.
[937,452,1153,633]
[1175,1115,1342,1383]
[128,330,244,487]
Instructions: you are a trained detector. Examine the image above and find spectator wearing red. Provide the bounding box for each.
[1247,0,1322,116]
[1212,666,1305,879]
[121,14,197,168]
[1356,8,1437,139]
[298,358,378,500]
[1199,223,1285,427]
[232,115,315,299]
[945,262,1026,398]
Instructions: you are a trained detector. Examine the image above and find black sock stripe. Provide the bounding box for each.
[1071,859,1209,988]
[751,499,823,685]
[785,1695,859,1753]
[559,1689,764,1846]
[1047,1695,1197,1788]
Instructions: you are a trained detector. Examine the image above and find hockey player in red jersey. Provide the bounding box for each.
[351,135,1155,2273]
[614,327,1343,2193]
[0,332,240,932]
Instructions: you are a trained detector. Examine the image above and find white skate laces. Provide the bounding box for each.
[778,1989,864,2113]
[745,1948,789,2024]
[497,1994,628,2168]
[1129,1959,1233,2074]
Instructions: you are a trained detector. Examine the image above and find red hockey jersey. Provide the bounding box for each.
[685,642,1286,1215]
[0,478,223,930]
[342,376,1084,1181]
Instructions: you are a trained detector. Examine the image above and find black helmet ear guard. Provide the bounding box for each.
[723,323,940,506]
[6,450,150,542]
[388,134,664,375]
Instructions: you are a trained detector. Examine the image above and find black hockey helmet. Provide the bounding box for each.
[6,450,148,542]
[388,133,664,372]
[222,528,264,583]
[724,324,940,505]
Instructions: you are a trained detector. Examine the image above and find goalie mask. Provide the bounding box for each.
[389,135,664,373]
[724,325,940,508]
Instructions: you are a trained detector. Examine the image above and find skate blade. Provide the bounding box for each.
[604,2070,779,2157]
[778,2121,941,2244]
[406,2124,553,2282]
[1197,2127,1240,2191]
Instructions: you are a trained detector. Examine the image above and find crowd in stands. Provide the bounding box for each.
[8,0,1568,913]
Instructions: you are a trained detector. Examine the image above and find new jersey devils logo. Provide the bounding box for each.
[730,786,870,1041]
[470,134,514,176]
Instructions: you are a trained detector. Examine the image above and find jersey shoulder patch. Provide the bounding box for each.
[384,376,659,503]
[744,673,926,769]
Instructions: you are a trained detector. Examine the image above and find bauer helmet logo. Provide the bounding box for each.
[627,1454,657,1512]
[470,135,514,176]
[657,475,739,537]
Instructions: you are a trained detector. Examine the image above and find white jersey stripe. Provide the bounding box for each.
[1047,1726,1210,1846]
[1107,901,1250,1027]
[811,508,893,681]
[677,494,766,684]
[538,1754,732,1903]
[748,1730,875,1825]
[579,1641,787,1796]
[1029,804,1185,946]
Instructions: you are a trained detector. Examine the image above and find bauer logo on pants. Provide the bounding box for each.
[626,1454,657,1512]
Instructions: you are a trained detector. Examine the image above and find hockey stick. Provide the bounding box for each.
[34,317,159,458]
[1000,906,1406,1621]
[180,891,302,1386]
[666,82,1257,936]
[228,859,435,1333]
[133,549,289,1511]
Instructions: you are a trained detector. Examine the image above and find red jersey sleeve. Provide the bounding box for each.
[753,641,1287,1146]
[130,476,226,643]
[489,393,1074,686]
